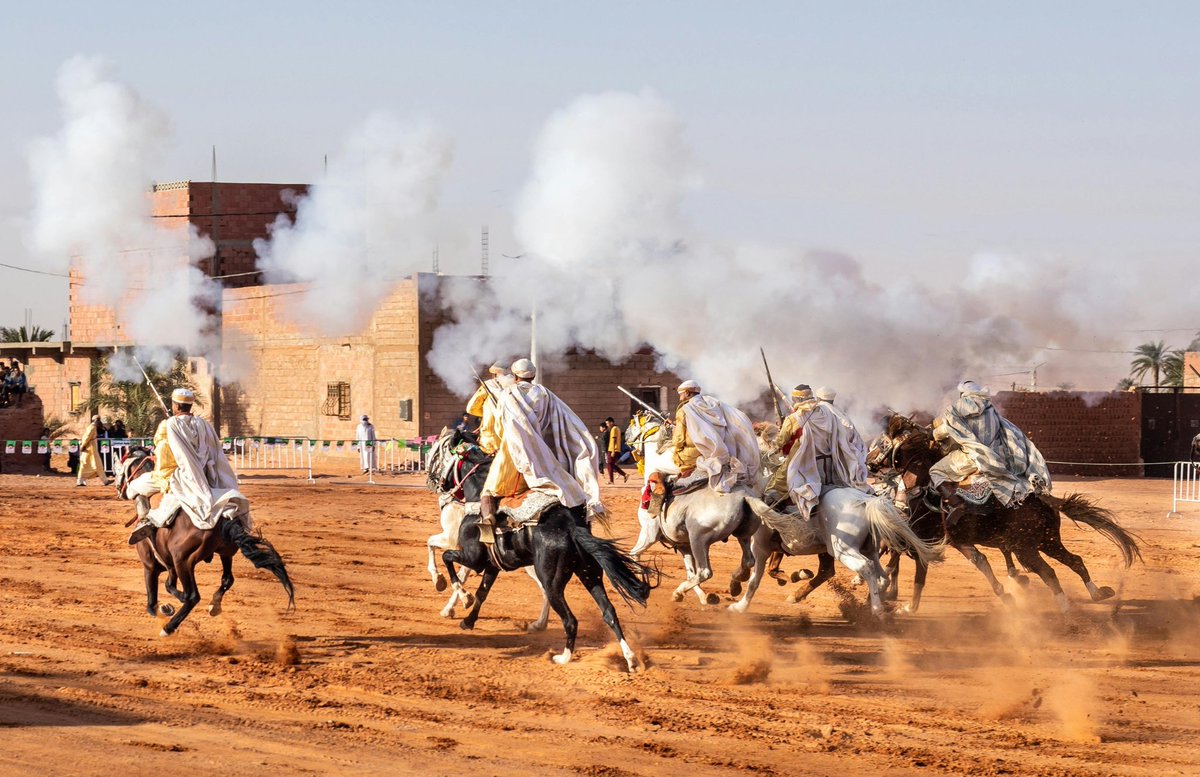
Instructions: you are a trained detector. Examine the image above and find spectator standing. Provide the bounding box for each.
[604,417,628,484]
[76,415,111,486]
[356,414,377,474]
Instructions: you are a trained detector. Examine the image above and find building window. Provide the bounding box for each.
[630,386,663,417]
[399,398,413,422]
[323,382,351,419]
[69,382,82,414]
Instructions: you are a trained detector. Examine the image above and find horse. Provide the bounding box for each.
[872,414,1141,612]
[627,418,764,607]
[116,449,295,636]
[429,429,654,671]
[424,429,549,630]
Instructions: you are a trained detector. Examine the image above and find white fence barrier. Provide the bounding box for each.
[228,437,314,483]
[366,438,435,484]
[1170,461,1200,517]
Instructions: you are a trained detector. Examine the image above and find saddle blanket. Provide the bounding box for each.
[463,489,561,529]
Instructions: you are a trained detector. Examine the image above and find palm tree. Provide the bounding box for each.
[1115,377,1135,391]
[82,354,202,437]
[0,324,55,342]
[1163,349,1186,387]
[1129,340,1173,389]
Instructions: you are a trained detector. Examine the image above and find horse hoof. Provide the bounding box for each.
[728,601,748,614]
[705,592,721,605]
[1014,574,1030,587]
[434,575,447,593]
[774,577,787,586]
[551,648,573,665]
[159,628,172,638]
[159,604,176,617]
[729,580,743,598]
[671,591,684,603]
[208,604,222,617]
[526,621,548,634]
[900,603,915,614]
[462,594,475,609]
[459,619,475,631]
[793,570,812,583]
[850,575,863,588]
[1092,586,1115,602]
[1000,593,1016,606]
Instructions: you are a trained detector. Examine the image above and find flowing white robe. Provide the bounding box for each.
[934,392,1051,506]
[783,403,872,521]
[148,415,251,531]
[680,395,760,493]
[356,421,377,470]
[496,382,605,518]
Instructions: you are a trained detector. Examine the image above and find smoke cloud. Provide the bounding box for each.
[253,114,453,334]
[428,90,1144,423]
[27,56,221,370]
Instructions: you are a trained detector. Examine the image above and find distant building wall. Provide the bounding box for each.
[1185,352,1200,389]
[994,390,1142,477]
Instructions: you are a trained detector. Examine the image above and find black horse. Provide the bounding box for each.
[428,428,654,671]
[870,414,1140,612]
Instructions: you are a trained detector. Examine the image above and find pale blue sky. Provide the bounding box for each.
[2,2,1198,358]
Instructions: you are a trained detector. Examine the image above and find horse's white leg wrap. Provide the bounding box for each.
[552,648,572,665]
[619,639,638,672]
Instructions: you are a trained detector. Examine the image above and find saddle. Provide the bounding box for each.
[642,471,707,517]
[465,490,560,542]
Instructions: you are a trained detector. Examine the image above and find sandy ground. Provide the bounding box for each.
[1,467,1199,776]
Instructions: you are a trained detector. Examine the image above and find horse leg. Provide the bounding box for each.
[955,543,1014,605]
[143,559,161,617]
[1002,547,1030,586]
[1039,533,1113,602]
[208,552,235,617]
[787,552,835,604]
[728,536,754,599]
[524,565,551,633]
[884,550,902,601]
[729,525,772,613]
[538,542,578,665]
[831,539,887,617]
[442,549,477,611]
[459,567,499,631]
[904,557,929,614]
[1014,545,1070,613]
[575,554,640,672]
[677,553,716,605]
[428,533,448,591]
[160,557,202,637]
[674,526,715,598]
[164,569,186,603]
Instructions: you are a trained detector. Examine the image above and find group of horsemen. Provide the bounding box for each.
[115,360,1052,550]
[462,359,1053,534]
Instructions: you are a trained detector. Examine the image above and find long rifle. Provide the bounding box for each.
[471,367,498,406]
[617,385,668,423]
[131,354,170,416]
[760,347,786,425]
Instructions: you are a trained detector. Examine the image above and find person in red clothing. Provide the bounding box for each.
[603,417,628,484]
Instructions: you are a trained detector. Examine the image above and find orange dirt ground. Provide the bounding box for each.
[1,468,1198,776]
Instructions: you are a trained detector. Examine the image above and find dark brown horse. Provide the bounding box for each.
[869,414,1140,612]
[120,450,295,635]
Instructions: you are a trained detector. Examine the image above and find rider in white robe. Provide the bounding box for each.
[128,388,250,544]
[481,359,606,521]
[675,381,760,494]
[930,381,1051,507]
[779,385,872,522]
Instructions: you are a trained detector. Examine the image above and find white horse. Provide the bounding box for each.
[730,485,943,616]
[627,416,762,606]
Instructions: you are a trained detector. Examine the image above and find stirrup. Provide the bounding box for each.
[128,520,156,546]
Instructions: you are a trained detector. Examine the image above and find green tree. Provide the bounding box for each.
[1129,340,1173,389]
[1115,377,1135,391]
[0,324,55,342]
[1163,349,1186,387]
[82,353,202,437]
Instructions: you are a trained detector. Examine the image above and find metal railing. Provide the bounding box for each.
[366,437,437,484]
[1169,460,1200,517]
[227,437,314,483]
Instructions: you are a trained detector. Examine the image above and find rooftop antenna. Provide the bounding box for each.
[1030,362,1046,392]
[481,225,489,277]
[323,153,328,177]
[211,145,217,182]
[432,243,440,275]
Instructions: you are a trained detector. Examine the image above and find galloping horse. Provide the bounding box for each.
[627,416,764,607]
[429,429,654,671]
[871,414,1140,612]
[116,449,295,636]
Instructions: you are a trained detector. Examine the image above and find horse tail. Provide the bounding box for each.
[221,519,296,611]
[863,495,944,566]
[1042,492,1142,568]
[567,523,655,608]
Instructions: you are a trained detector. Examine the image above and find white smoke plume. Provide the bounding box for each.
[253,114,453,333]
[27,56,221,369]
[428,90,1144,424]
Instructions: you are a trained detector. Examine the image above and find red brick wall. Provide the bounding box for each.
[994,390,1142,477]
[186,182,306,287]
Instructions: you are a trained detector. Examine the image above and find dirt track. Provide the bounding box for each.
[1,470,1198,776]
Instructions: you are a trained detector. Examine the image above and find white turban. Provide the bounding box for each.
[171,388,196,403]
[677,380,700,393]
[511,358,537,379]
[957,381,988,396]
[815,386,836,402]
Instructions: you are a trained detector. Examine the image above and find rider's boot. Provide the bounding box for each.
[480,493,503,528]
[127,496,156,545]
[936,481,965,531]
